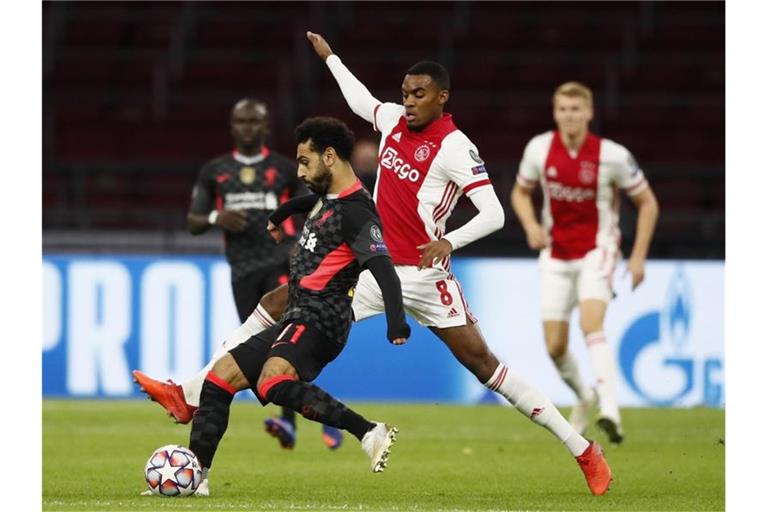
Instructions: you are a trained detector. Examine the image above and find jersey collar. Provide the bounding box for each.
[232,146,270,165]
[408,113,454,136]
[326,179,363,200]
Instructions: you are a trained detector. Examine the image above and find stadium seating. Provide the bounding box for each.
[43,1,724,258]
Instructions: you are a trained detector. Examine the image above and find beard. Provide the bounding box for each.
[303,162,333,195]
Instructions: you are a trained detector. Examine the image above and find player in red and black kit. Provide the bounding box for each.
[188,117,410,495]
[183,98,343,448]
[187,98,300,321]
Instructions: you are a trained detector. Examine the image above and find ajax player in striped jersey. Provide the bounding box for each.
[132,34,614,496]
[298,31,611,495]
[511,82,659,444]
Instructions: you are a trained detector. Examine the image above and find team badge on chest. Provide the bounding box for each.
[414,144,430,162]
[578,161,597,185]
[239,166,256,185]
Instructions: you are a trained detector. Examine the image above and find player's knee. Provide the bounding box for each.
[261,285,289,320]
[546,342,567,360]
[579,319,602,336]
[256,358,298,399]
[256,373,297,403]
[211,354,249,389]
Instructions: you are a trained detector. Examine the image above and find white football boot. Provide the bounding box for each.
[194,478,210,496]
[361,422,398,473]
[569,387,597,435]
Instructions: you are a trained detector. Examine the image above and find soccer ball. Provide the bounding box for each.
[144,444,203,497]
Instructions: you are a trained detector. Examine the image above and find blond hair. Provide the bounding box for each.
[552,81,593,107]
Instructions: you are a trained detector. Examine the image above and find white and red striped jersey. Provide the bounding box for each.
[517,131,648,260]
[371,103,494,268]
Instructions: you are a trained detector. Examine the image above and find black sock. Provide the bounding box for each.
[280,406,296,428]
[189,379,234,469]
[267,380,374,441]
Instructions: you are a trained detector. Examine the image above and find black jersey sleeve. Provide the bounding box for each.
[341,201,390,266]
[188,164,215,214]
[364,255,410,342]
[269,194,320,225]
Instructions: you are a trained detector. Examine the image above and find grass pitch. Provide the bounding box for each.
[42,400,724,511]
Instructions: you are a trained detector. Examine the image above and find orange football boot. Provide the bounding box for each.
[576,440,613,496]
[132,370,197,424]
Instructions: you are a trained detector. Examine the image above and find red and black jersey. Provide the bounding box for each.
[282,180,389,343]
[189,147,303,281]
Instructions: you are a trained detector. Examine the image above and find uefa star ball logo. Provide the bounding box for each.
[414,145,430,162]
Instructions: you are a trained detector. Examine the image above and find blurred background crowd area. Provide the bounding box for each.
[42,1,724,259]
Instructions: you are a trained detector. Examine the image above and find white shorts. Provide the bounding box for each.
[352,265,476,328]
[539,246,618,321]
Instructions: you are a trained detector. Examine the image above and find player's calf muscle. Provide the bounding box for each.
[433,325,498,382]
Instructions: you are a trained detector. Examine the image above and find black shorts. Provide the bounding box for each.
[229,321,344,398]
[231,265,289,322]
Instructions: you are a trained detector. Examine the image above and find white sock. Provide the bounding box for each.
[586,331,620,422]
[553,351,590,401]
[486,364,589,456]
[181,304,276,406]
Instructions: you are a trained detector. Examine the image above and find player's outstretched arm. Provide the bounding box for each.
[364,256,410,345]
[306,31,380,124]
[306,31,333,60]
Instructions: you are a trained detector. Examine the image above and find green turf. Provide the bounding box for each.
[42,400,724,511]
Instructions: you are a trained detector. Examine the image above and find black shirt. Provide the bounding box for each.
[189,148,302,281]
[282,181,389,343]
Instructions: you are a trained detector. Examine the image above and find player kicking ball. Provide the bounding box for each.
[151,117,410,495]
[136,33,613,496]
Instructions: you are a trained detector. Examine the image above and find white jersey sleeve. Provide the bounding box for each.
[373,102,406,135]
[601,138,648,196]
[434,131,503,251]
[516,132,552,189]
[442,187,504,251]
[434,131,492,196]
[325,55,382,125]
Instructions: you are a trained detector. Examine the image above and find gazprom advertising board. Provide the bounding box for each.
[42,255,723,407]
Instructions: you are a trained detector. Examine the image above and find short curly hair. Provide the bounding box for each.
[295,116,356,161]
[406,61,450,91]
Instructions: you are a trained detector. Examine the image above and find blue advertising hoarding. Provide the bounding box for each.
[43,255,723,407]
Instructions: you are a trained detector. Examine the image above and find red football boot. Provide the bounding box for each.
[132,370,197,424]
[576,440,613,496]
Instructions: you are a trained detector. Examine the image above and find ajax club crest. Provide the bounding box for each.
[578,161,597,185]
[414,145,430,162]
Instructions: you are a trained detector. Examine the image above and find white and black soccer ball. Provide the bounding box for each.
[144,444,203,497]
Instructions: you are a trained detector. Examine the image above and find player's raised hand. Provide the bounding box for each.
[416,239,453,270]
[217,210,248,232]
[266,219,284,243]
[626,255,646,290]
[306,31,334,60]
[525,224,548,250]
